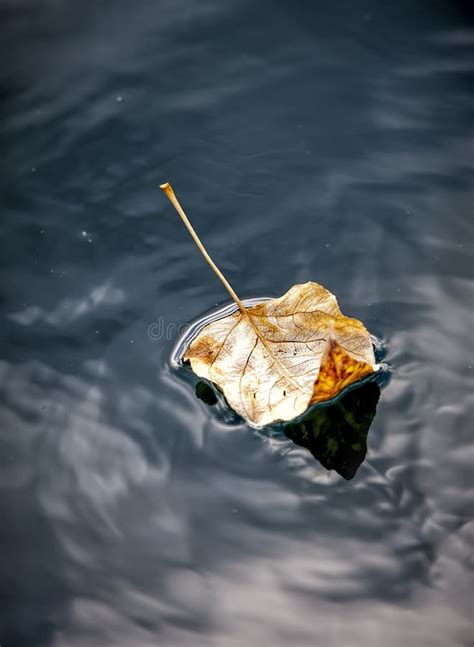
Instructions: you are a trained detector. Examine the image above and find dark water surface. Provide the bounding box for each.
[1,1,473,646]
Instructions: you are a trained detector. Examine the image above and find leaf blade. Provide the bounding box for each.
[184,282,376,427]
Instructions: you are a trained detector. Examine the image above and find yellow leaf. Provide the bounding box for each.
[184,282,377,426]
[160,182,378,427]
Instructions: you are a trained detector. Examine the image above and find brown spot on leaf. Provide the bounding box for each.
[311,337,374,404]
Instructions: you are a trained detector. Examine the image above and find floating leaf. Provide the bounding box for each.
[183,282,376,426]
[161,182,379,427]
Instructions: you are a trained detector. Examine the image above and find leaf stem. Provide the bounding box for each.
[160,181,301,390]
[160,182,248,316]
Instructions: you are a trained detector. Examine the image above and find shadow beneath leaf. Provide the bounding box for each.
[195,379,381,480]
[283,381,381,480]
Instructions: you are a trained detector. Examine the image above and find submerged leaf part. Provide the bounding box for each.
[184,281,377,427]
[285,381,380,479]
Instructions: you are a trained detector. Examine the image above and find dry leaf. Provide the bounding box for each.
[160,182,378,428]
[184,282,377,427]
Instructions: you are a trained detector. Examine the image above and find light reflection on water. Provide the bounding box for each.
[1,1,473,645]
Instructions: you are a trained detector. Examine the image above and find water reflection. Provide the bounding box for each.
[284,381,380,480]
[196,379,380,479]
